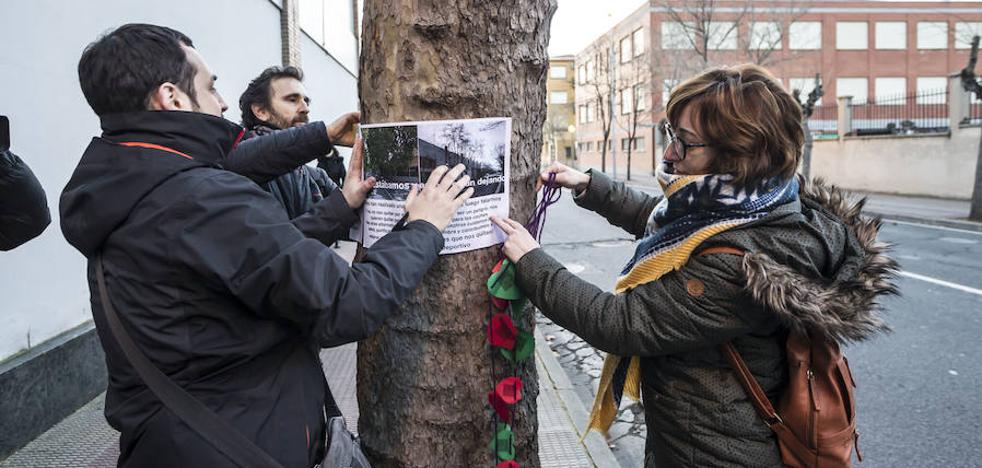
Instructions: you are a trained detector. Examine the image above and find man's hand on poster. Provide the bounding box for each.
[327,112,360,147]
[405,164,474,231]
[490,216,540,263]
[341,137,376,209]
[534,161,591,194]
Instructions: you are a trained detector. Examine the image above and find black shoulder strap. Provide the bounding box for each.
[96,254,286,468]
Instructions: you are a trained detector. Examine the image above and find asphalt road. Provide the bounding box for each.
[536,186,982,468]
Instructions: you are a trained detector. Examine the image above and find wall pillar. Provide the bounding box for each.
[280,0,301,67]
[950,74,971,131]
[837,96,853,139]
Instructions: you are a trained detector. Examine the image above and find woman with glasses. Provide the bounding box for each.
[491,64,895,467]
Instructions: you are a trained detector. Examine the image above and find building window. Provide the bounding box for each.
[585,59,595,82]
[662,79,679,108]
[621,138,631,151]
[550,91,568,104]
[955,22,982,49]
[662,21,695,49]
[633,84,646,111]
[586,102,595,122]
[916,77,947,103]
[620,88,634,115]
[550,66,567,79]
[836,77,868,104]
[586,141,593,152]
[789,21,821,50]
[577,105,586,123]
[875,22,906,50]
[620,36,632,63]
[917,22,948,49]
[635,137,645,151]
[836,22,868,50]
[790,77,822,105]
[708,22,738,50]
[632,28,645,56]
[750,22,782,50]
[577,65,586,84]
[874,77,906,104]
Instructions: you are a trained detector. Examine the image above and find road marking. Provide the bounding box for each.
[939,237,978,245]
[881,219,982,236]
[900,271,982,297]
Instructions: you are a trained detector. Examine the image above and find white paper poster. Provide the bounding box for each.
[353,117,511,255]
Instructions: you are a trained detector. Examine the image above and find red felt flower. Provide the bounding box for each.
[495,377,523,405]
[487,313,518,350]
[488,390,510,422]
[497,461,519,468]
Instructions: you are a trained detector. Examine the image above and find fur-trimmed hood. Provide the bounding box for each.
[738,177,899,344]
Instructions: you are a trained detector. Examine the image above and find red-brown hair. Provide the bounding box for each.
[666,64,803,186]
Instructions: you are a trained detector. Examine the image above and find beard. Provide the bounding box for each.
[268,111,309,130]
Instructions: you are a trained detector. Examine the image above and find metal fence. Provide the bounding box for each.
[848,88,949,135]
[970,98,982,126]
[806,104,838,135]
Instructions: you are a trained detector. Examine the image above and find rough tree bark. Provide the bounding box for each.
[356,1,556,467]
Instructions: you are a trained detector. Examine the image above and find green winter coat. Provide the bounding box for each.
[514,170,897,468]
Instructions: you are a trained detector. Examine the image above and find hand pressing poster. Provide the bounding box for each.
[353,117,511,255]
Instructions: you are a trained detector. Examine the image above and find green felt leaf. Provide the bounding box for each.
[513,330,534,362]
[491,424,516,461]
[499,347,515,363]
[488,260,522,300]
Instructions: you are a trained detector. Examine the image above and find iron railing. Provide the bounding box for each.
[806,104,838,135]
[848,88,949,135]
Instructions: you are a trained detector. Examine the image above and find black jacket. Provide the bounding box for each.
[238,124,338,220]
[0,149,51,250]
[60,111,444,468]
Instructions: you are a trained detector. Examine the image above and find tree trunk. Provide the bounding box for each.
[801,121,813,180]
[356,2,555,467]
[971,129,982,221]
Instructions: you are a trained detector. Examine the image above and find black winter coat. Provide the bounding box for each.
[60,111,444,468]
[0,149,50,250]
[239,124,338,220]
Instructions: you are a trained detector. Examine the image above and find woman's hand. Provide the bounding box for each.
[537,161,590,193]
[490,215,540,263]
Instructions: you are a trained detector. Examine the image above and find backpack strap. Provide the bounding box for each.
[698,247,818,465]
[96,254,287,468]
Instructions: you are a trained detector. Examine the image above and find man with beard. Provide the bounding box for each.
[238,66,344,219]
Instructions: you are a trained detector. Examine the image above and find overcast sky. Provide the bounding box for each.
[547,0,974,57]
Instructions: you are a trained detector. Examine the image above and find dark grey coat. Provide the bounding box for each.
[515,170,897,468]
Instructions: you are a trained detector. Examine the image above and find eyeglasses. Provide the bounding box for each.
[664,122,707,161]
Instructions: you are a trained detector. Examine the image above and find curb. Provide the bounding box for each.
[535,328,622,468]
[863,210,982,233]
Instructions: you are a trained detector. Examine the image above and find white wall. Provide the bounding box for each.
[811,127,980,199]
[0,0,357,361]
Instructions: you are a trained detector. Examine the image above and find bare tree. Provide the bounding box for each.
[741,1,812,66]
[958,35,982,221]
[581,42,615,172]
[793,73,823,180]
[658,0,749,66]
[613,53,650,180]
[357,1,556,466]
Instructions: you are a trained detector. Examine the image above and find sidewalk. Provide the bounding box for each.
[609,170,981,232]
[0,242,619,468]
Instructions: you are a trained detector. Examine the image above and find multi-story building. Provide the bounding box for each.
[574,0,982,178]
[542,55,577,166]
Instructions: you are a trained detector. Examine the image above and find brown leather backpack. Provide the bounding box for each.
[700,246,862,467]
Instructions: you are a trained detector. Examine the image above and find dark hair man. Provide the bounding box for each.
[0,116,51,250]
[61,23,472,468]
[237,66,341,220]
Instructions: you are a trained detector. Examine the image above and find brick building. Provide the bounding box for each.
[543,55,577,165]
[573,0,982,178]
